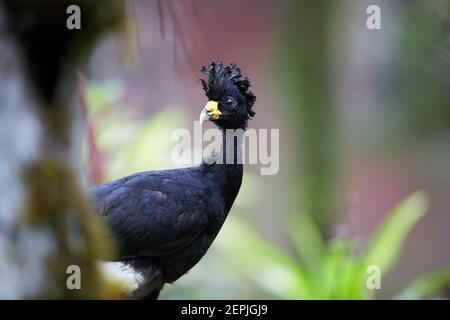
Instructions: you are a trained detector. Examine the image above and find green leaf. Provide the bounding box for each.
[288,212,325,273]
[325,240,366,300]
[217,217,313,299]
[363,191,428,277]
[396,267,450,299]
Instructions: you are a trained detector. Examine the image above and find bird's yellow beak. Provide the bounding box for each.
[199,100,221,124]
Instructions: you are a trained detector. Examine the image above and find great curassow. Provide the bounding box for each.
[89,61,256,299]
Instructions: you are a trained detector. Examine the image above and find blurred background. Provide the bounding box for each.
[1,0,449,299]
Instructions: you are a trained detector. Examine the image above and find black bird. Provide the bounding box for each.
[89,61,256,299]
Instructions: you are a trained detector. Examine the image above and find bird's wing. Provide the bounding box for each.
[88,170,209,259]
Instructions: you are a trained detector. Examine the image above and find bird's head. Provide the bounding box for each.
[199,61,256,130]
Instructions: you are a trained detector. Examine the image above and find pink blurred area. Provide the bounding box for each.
[89,0,277,126]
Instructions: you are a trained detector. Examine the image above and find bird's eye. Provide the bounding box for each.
[225,96,236,106]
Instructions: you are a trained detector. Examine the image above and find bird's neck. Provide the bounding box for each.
[203,128,244,213]
[220,128,244,212]
[218,128,244,165]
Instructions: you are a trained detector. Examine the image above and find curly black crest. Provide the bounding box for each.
[200,61,256,127]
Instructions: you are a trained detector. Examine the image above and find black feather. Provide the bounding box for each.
[200,61,255,129]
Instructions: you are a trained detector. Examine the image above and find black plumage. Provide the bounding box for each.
[89,61,256,299]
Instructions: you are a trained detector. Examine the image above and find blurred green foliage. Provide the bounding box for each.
[213,191,430,299]
[397,267,450,299]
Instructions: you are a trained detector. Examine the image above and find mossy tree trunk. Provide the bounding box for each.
[0,0,123,298]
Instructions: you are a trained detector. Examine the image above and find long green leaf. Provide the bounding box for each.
[288,212,326,272]
[218,217,312,299]
[396,267,450,299]
[363,191,428,277]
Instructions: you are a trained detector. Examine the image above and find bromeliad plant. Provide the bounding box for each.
[221,191,450,299]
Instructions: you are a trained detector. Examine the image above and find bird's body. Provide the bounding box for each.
[90,162,242,298]
[89,61,255,299]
